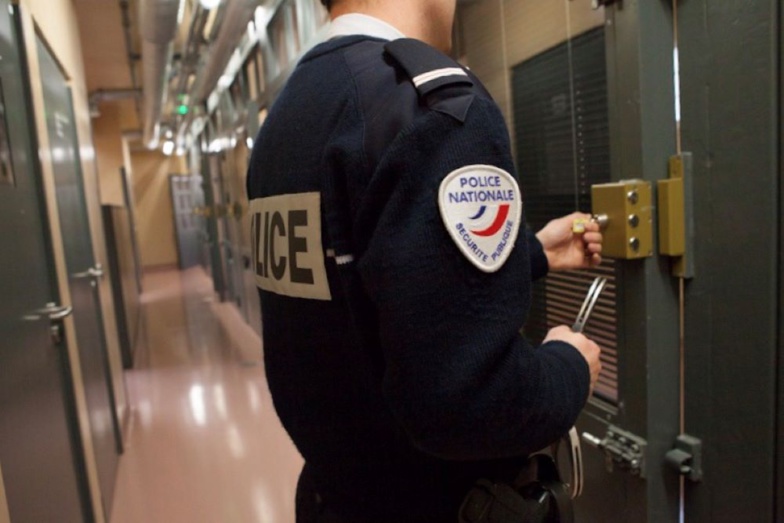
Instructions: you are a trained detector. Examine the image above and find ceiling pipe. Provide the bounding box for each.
[139,0,184,149]
[190,0,259,105]
[174,5,211,97]
[119,0,142,122]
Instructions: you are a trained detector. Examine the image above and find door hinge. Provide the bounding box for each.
[582,425,647,478]
[665,434,703,482]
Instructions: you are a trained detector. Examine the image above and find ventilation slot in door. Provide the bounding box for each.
[512,27,619,405]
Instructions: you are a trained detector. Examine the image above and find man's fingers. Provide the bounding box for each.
[583,232,602,244]
[586,243,602,254]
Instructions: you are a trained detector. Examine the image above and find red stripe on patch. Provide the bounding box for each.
[470,204,510,237]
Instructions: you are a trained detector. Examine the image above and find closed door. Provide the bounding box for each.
[204,152,230,299]
[506,1,681,521]
[37,36,121,517]
[218,146,248,316]
[170,175,203,269]
[0,3,89,522]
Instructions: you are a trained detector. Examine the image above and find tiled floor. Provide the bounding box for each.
[110,268,303,523]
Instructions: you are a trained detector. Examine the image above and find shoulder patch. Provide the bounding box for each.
[438,165,522,273]
[384,39,474,120]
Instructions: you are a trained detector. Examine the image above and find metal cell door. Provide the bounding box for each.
[203,152,230,299]
[509,1,681,521]
[208,142,245,312]
[0,3,90,522]
[219,145,248,317]
[170,174,202,269]
[36,36,121,517]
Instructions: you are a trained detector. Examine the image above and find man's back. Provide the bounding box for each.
[247,34,589,522]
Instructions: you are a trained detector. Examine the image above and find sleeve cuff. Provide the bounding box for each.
[540,340,591,406]
[527,229,549,281]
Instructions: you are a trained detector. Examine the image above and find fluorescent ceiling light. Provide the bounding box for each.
[199,0,221,10]
[218,74,233,89]
[162,140,175,156]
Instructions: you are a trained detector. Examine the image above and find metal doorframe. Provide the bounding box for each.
[778,0,783,518]
[603,1,681,521]
[677,0,780,521]
[0,461,9,523]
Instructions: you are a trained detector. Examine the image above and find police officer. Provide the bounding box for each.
[246,0,603,521]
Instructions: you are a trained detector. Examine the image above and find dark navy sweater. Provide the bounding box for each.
[246,36,589,522]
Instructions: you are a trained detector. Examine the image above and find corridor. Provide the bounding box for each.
[110,268,302,523]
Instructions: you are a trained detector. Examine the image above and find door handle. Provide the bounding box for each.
[23,302,73,321]
[72,264,104,280]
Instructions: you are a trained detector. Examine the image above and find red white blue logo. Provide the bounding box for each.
[438,165,522,273]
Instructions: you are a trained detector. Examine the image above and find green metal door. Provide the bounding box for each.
[510,1,682,521]
[36,36,121,518]
[0,4,90,522]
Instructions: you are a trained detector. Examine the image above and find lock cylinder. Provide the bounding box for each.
[591,180,653,259]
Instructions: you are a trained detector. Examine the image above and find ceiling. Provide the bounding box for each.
[74,0,141,128]
[74,0,134,91]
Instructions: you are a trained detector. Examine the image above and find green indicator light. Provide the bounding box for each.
[177,105,189,115]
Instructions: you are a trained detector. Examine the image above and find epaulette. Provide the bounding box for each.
[384,38,475,122]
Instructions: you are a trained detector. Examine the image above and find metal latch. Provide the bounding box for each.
[665,434,703,482]
[582,426,647,478]
[657,153,695,278]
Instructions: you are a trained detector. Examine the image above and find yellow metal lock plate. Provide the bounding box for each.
[591,180,653,259]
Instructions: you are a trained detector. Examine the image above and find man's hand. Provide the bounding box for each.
[544,325,602,396]
[536,212,603,271]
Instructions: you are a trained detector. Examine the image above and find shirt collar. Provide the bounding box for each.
[325,13,406,42]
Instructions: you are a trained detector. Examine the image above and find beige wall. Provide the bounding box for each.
[459,0,605,139]
[93,103,126,205]
[94,99,139,207]
[131,150,186,269]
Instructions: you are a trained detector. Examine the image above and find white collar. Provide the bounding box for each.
[325,13,406,42]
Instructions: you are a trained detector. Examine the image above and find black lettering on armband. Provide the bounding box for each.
[263,212,271,278]
[288,210,314,285]
[270,211,287,280]
[254,213,264,278]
